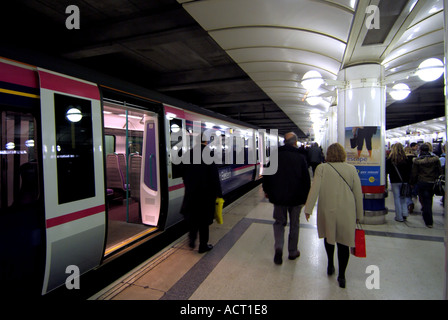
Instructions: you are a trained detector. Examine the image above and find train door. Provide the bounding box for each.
[101,93,166,258]
[38,69,106,294]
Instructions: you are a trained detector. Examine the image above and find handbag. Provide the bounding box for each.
[400,183,412,198]
[214,197,224,224]
[351,223,366,258]
[433,175,445,196]
[350,137,357,149]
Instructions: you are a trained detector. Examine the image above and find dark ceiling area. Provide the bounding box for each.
[386,77,445,130]
[0,0,445,136]
[1,0,302,136]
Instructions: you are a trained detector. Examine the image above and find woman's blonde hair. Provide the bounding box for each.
[404,146,413,155]
[388,142,406,165]
[326,143,346,162]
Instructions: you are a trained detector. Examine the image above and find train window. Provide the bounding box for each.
[54,93,95,204]
[0,110,39,209]
[104,135,116,154]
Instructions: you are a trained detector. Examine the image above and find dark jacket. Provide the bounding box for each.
[181,145,223,225]
[262,144,311,206]
[410,153,443,184]
[386,157,412,183]
[307,144,323,164]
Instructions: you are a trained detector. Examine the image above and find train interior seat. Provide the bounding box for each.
[106,154,126,197]
[129,154,142,202]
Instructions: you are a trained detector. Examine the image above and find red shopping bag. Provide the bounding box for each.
[351,225,366,258]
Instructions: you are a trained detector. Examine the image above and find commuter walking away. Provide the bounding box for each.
[404,146,417,213]
[263,132,310,265]
[181,141,223,253]
[410,143,442,228]
[439,144,445,207]
[304,143,363,288]
[386,143,413,222]
[307,142,324,175]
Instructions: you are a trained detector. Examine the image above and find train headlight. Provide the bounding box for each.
[66,107,83,122]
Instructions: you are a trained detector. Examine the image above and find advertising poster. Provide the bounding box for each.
[345,126,381,186]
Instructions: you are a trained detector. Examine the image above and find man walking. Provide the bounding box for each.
[263,132,311,264]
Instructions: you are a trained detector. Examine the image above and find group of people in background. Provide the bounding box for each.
[386,141,444,228]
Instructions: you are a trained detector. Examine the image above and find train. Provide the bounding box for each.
[0,56,277,296]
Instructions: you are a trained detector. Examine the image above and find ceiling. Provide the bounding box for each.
[0,0,445,138]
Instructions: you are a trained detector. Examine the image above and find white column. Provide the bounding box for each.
[337,64,387,224]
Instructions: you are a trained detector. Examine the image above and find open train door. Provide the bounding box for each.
[140,115,161,226]
[38,69,106,294]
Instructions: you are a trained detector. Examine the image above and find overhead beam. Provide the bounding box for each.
[63,25,206,59]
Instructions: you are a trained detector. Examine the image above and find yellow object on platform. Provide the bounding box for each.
[215,197,224,224]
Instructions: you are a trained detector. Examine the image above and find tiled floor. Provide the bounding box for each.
[91,184,446,300]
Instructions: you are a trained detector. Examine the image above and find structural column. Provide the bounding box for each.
[337,64,387,224]
[443,0,448,301]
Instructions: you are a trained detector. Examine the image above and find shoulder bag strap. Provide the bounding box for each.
[327,163,353,193]
[392,162,403,182]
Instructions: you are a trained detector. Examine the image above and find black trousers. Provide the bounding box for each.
[417,181,434,226]
[188,218,210,248]
[324,239,350,279]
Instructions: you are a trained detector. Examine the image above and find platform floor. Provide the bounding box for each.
[90,184,446,300]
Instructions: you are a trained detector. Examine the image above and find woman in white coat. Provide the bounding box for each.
[304,143,363,288]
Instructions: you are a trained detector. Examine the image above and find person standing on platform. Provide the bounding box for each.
[386,143,413,222]
[304,143,363,288]
[439,144,445,207]
[410,143,442,228]
[404,146,417,214]
[307,142,324,175]
[181,141,222,253]
[262,132,310,265]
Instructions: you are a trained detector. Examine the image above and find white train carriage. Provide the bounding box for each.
[0,57,273,295]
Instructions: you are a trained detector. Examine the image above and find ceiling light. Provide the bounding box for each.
[66,107,82,122]
[170,123,180,133]
[416,58,444,82]
[389,83,411,100]
[301,70,324,91]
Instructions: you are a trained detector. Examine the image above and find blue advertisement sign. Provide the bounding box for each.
[355,165,381,186]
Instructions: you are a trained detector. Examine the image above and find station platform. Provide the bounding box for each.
[90,184,446,300]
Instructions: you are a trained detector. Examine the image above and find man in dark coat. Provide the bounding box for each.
[307,142,324,175]
[181,141,222,253]
[263,132,311,264]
